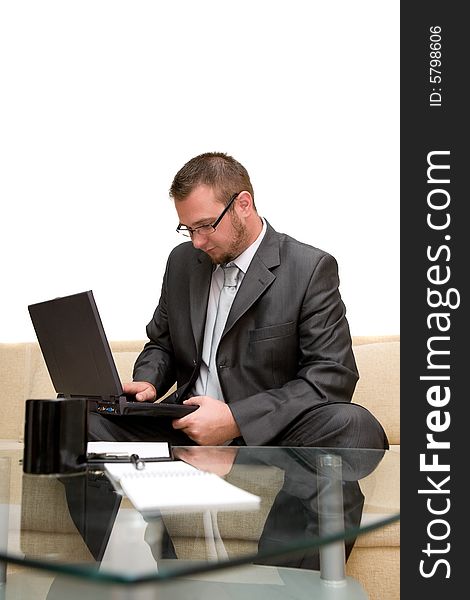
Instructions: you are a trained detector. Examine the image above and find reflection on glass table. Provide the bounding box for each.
[0,445,399,600]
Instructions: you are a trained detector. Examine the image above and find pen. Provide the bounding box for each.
[87,453,171,466]
[88,452,129,460]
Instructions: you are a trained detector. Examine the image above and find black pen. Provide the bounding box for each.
[87,453,172,466]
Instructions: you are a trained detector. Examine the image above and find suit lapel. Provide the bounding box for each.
[224,222,280,334]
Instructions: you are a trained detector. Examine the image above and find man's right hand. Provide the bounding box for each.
[122,381,157,402]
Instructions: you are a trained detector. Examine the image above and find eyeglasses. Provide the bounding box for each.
[176,192,241,238]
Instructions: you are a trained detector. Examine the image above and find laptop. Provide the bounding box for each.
[27,290,197,417]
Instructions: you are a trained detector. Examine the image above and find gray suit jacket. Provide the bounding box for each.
[133,221,359,445]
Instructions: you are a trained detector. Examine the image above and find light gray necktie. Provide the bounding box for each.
[205,264,240,400]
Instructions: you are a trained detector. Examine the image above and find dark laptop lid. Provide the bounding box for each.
[61,472,122,562]
[28,290,123,400]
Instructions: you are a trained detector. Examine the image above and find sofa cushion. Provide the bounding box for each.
[351,337,400,446]
[0,343,30,439]
[113,351,140,384]
[1,338,400,447]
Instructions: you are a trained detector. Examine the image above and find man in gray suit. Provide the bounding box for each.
[89,152,387,450]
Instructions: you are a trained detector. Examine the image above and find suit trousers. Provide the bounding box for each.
[87,402,388,450]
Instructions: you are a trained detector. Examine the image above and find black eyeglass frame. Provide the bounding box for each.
[176,191,242,238]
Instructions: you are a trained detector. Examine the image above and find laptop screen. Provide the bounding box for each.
[28,290,123,400]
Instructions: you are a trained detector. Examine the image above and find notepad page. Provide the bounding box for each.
[104,460,261,513]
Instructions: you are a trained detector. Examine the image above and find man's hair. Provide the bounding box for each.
[169,152,256,208]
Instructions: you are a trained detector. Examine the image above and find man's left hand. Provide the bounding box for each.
[172,396,241,445]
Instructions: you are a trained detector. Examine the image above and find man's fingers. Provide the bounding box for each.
[122,381,143,394]
[122,381,157,402]
[135,389,154,402]
[183,395,205,405]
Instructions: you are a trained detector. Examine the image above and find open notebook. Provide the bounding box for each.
[104,460,261,514]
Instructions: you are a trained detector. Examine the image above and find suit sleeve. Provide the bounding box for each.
[229,253,359,445]
[131,258,177,397]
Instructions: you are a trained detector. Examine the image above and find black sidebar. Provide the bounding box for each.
[401,2,466,597]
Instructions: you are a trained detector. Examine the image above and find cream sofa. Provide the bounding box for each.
[0,335,399,600]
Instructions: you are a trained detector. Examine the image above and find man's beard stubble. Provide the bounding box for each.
[211,213,250,265]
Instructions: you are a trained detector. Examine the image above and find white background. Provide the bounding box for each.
[0,1,399,342]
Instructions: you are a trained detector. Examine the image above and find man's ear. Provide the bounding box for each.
[235,191,254,217]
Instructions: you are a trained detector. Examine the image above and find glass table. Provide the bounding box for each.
[0,443,399,599]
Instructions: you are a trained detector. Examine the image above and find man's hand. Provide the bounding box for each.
[122,381,157,402]
[172,396,241,445]
[173,447,237,476]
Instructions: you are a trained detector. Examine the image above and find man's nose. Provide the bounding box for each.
[191,233,206,250]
